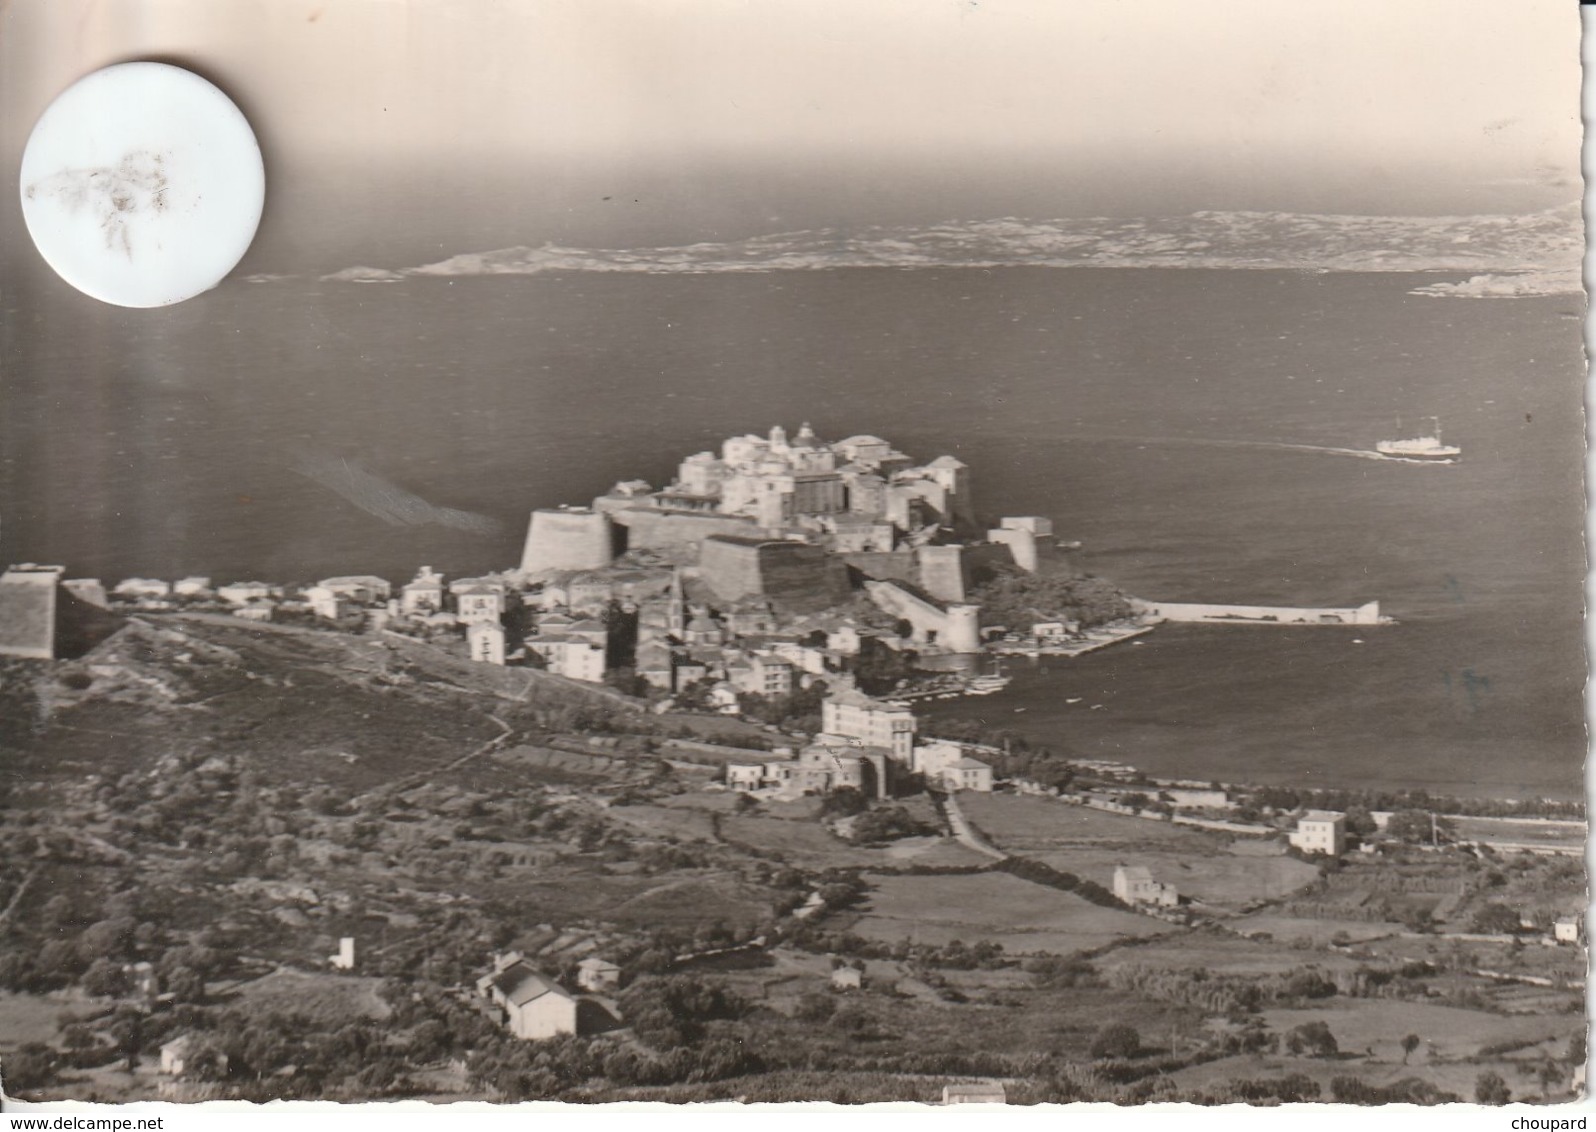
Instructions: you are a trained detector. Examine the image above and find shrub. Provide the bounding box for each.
[1089,1023,1142,1060]
[1475,1071,1512,1105]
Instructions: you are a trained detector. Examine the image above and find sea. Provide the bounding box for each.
[0,266,1586,800]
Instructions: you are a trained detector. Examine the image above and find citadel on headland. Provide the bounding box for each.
[1,422,1386,799]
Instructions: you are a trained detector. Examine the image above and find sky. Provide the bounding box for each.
[0,0,1584,265]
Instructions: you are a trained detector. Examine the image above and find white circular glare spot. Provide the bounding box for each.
[19,62,264,308]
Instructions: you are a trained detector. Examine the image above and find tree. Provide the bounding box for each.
[1475,1071,1511,1105]
[1090,1023,1142,1060]
[1,1043,57,1091]
[1400,1033,1421,1065]
[81,957,131,998]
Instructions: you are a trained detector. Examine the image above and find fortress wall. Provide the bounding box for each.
[1134,599,1383,626]
[699,539,853,613]
[915,545,968,603]
[521,510,615,576]
[758,543,853,614]
[697,539,766,603]
[840,551,916,584]
[864,580,947,643]
[611,510,760,554]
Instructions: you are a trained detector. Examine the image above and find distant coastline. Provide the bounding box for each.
[235,205,1584,292]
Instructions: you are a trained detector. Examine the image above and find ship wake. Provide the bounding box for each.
[289,450,505,534]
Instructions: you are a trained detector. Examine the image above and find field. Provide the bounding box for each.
[957,794,1216,850]
[1095,932,1363,977]
[1259,1000,1576,1062]
[1029,849,1320,906]
[844,871,1163,953]
[476,866,778,930]
[0,991,68,1052]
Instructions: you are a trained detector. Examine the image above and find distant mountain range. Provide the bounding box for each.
[298,205,1583,295]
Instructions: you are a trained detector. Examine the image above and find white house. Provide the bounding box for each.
[172,576,213,597]
[451,577,508,624]
[576,957,621,993]
[1554,917,1583,944]
[477,954,582,1040]
[1289,811,1348,856]
[400,567,446,616]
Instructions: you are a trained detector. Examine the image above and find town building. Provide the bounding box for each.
[468,621,507,666]
[114,577,172,599]
[400,567,446,616]
[822,685,916,762]
[1113,864,1179,907]
[232,600,277,622]
[172,576,214,598]
[317,575,392,604]
[1289,811,1348,856]
[451,577,509,623]
[217,581,277,606]
[303,585,349,621]
[913,741,995,792]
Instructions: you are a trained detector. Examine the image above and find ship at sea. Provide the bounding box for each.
[1374,417,1461,463]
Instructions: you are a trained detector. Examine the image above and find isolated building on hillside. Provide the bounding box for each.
[476,954,612,1041]
[1289,811,1347,856]
[1113,864,1179,907]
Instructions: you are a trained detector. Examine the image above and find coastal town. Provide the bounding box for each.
[0,425,1585,1105]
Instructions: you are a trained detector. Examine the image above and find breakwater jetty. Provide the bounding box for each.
[1131,598,1387,626]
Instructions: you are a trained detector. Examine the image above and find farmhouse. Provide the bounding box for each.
[477,953,588,1040]
[1112,864,1179,907]
[1554,917,1583,945]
